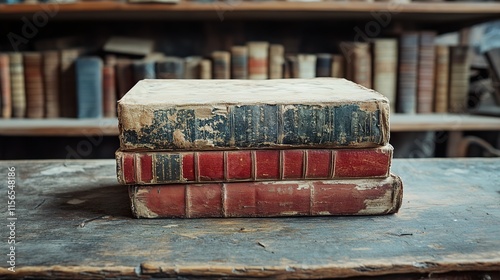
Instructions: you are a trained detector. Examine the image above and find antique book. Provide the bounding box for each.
[76,56,103,118]
[60,49,82,118]
[129,174,403,218]
[331,54,345,78]
[397,32,419,114]
[200,59,212,79]
[343,42,372,89]
[184,56,202,79]
[9,53,26,118]
[269,44,285,79]
[297,54,317,78]
[156,57,185,79]
[230,46,248,79]
[285,55,298,78]
[0,54,11,118]
[449,46,471,113]
[118,78,390,150]
[132,59,156,83]
[116,144,393,185]
[316,53,332,77]
[42,51,60,118]
[373,39,398,113]
[102,64,117,118]
[417,31,436,113]
[212,51,231,79]
[115,58,134,99]
[434,45,450,113]
[23,52,45,119]
[247,41,269,80]
[103,36,154,57]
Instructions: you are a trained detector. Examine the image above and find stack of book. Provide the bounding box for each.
[115,78,403,218]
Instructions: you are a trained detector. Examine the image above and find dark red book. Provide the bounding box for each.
[128,174,403,218]
[116,145,393,185]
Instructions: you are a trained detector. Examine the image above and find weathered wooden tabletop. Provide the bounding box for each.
[0,158,499,279]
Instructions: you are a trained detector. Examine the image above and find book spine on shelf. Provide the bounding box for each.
[0,54,11,119]
[60,49,81,118]
[115,59,134,100]
[285,55,298,78]
[247,41,269,80]
[297,54,317,79]
[269,44,285,79]
[102,64,117,118]
[23,52,45,119]
[316,53,332,77]
[43,51,60,118]
[417,31,436,113]
[331,54,345,78]
[397,32,419,114]
[200,59,212,79]
[434,45,450,113]
[212,51,231,79]
[449,46,471,113]
[9,53,26,118]
[132,60,156,83]
[116,145,393,185]
[156,57,185,79]
[344,42,372,89]
[231,46,248,79]
[76,56,103,118]
[184,56,202,79]
[129,174,403,218]
[373,39,398,113]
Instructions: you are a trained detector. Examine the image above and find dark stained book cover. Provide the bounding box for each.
[116,145,393,185]
[129,174,403,218]
[118,78,390,150]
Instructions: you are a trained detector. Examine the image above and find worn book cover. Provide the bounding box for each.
[116,144,393,185]
[118,78,390,150]
[129,174,403,218]
[23,52,45,119]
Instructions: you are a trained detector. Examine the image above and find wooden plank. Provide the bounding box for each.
[0,158,499,278]
[390,113,500,131]
[0,118,118,136]
[0,1,500,22]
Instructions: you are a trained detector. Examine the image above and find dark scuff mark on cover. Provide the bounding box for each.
[233,105,279,147]
[155,154,181,182]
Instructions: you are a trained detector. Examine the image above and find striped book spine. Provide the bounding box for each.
[129,174,403,218]
[0,54,11,118]
[116,145,393,185]
[269,44,285,79]
[43,51,60,118]
[397,32,419,114]
[212,51,231,79]
[9,53,26,118]
[373,39,398,113]
[24,52,45,118]
[247,41,269,80]
[434,45,450,113]
[417,31,436,113]
[231,46,248,79]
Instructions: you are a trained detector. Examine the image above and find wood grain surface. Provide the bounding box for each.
[0,158,499,279]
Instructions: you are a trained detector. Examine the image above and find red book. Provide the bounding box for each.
[128,174,403,218]
[116,145,393,185]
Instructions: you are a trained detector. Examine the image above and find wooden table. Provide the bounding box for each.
[0,159,499,279]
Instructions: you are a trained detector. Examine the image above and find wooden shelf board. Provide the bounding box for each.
[1,1,500,21]
[0,114,498,136]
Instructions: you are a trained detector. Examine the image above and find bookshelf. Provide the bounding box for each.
[1,1,500,158]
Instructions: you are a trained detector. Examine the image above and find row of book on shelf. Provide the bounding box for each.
[0,31,471,119]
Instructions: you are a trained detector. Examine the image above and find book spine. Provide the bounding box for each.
[397,32,419,114]
[184,56,202,79]
[417,31,436,113]
[0,54,11,118]
[9,53,26,118]
[331,54,345,78]
[115,59,134,100]
[200,59,212,79]
[352,43,372,89]
[23,52,44,119]
[132,60,156,83]
[116,145,393,185]
[212,51,231,79]
[156,57,185,79]
[231,46,248,79]
[269,44,284,79]
[43,51,60,118]
[247,41,269,80]
[119,101,389,150]
[373,39,398,113]
[434,45,450,113]
[296,54,317,78]
[60,49,80,118]
[129,174,403,218]
[315,53,332,77]
[76,57,103,118]
[102,64,117,118]
[449,46,470,113]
